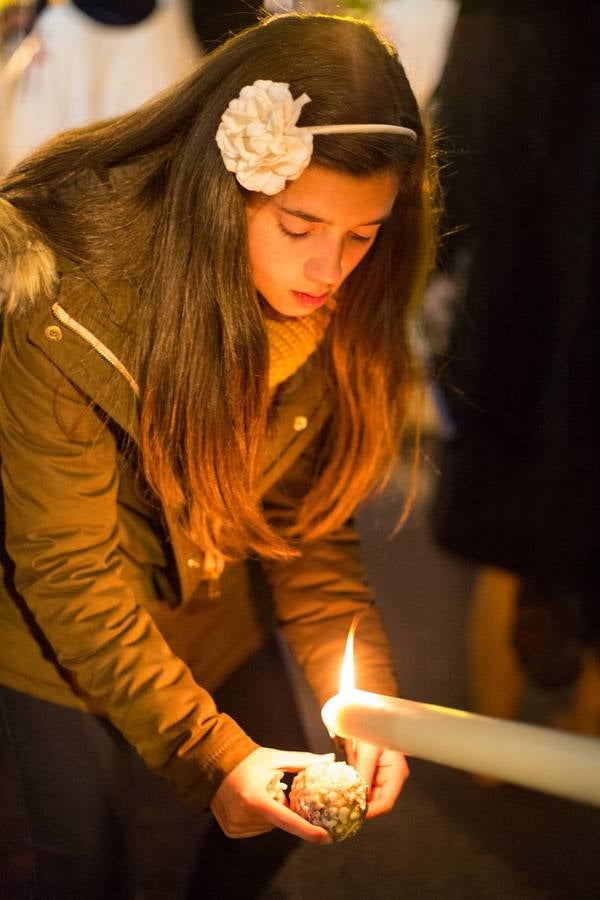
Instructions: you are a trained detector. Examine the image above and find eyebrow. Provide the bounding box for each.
[276,204,390,227]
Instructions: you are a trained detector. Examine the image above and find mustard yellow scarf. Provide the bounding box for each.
[266,298,336,391]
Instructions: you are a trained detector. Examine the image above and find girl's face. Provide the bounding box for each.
[245,164,398,318]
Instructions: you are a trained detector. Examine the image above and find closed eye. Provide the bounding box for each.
[278,222,309,240]
[279,222,376,244]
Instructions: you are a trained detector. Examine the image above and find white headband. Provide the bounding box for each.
[216,79,418,196]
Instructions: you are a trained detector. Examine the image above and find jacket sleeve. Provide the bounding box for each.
[260,430,399,710]
[0,311,257,810]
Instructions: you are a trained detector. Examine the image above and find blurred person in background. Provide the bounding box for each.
[375,0,459,109]
[428,0,600,739]
[0,14,435,897]
[0,0,201,173]
[0,0,45,63]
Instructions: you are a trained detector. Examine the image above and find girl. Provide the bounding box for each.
[0,12,436,897]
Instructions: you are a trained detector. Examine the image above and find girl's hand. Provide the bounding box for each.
[345,740,409,817]
[209,747,335,843]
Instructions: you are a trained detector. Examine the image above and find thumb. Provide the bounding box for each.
[272,750,335,774]
[352,742,380,786]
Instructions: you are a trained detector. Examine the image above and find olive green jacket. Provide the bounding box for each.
[0,227,398,811]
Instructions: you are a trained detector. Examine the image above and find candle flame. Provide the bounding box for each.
[322,609,371,738]
[339,610,367,693]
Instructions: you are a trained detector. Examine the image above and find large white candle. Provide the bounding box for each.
[322,688,600,808]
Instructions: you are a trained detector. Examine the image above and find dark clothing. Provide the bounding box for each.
[72,0,156,26]
[431,4,600,611]
[1,686,137,900]
[0,631,308,900]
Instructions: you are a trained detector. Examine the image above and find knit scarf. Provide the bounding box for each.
[266,298,336,391]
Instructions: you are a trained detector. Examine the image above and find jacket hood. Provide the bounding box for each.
[0,196,58,315]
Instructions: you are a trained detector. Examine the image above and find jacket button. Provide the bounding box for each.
[293,415,308,432]
[186,557,202,569]
[44,324,63,342]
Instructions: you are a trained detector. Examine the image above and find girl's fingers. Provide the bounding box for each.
[364,752,410,818]
[274,750,335,774]
[210,747,336,842]
[259,795,333,844]
[352,741,380,786]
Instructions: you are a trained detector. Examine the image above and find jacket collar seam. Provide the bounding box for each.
[51,301,140,397]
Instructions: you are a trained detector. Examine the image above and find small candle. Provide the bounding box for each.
[321,623,600,808]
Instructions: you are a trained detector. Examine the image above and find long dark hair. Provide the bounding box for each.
[1,13,438,559]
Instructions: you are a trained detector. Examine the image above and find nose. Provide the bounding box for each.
[304,236,343,287]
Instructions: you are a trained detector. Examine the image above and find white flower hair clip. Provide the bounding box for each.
[215,79,418,196]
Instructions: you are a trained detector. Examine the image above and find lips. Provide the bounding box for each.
[292,290,331,309]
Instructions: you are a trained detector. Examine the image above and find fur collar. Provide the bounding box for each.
[0,197,59,314]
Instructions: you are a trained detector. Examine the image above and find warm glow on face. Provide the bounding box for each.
[245,164,398,318]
